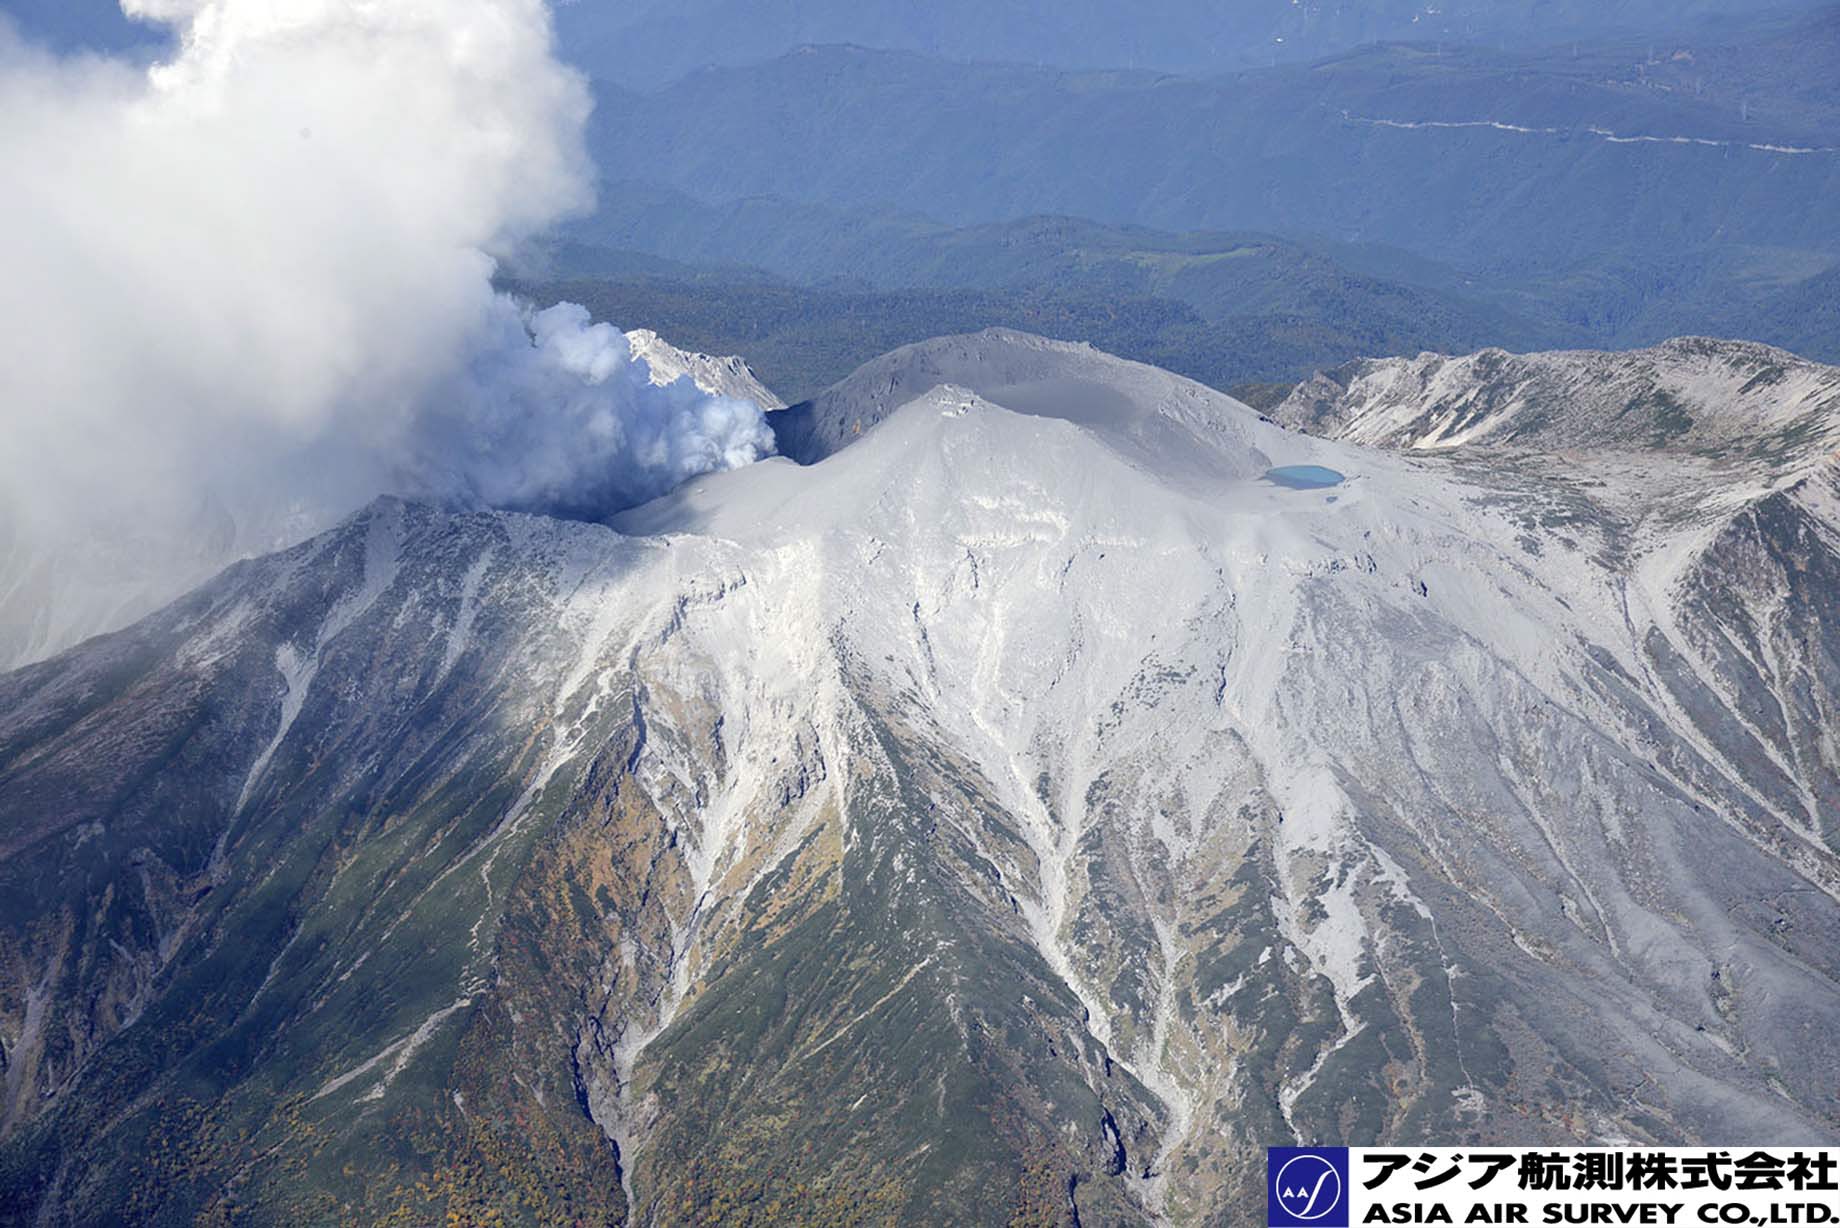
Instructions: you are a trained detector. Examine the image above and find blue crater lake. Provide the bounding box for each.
[1264,464,1346,490]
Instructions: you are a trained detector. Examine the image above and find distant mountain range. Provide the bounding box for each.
[20,1,1837,374]
[553,0,1831,88]
[500,267,1531,409]
[514,168,1840,408]
[555,8,1840,379]
[17,0,1831,93]
[568,186,1549,341]
[586,18,1840,271]
[515,190,1585,404]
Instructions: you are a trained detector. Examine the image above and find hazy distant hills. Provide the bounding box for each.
[20,0,1837,374]
[552,187,1564,386]
[25,0,1833,423]
[571,186,1512,325]
[568,9,1840,375]
[18,0,1829,91]
[504,269,1477,404]
[586,26,1840,272]
[532,139,1840,403]
[554,0,1831,88]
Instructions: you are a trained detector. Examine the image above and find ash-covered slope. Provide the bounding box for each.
[0,328,782,674]
[3,335,1839,1226]
[769,327,1271,480]
[1274,332,1840,880]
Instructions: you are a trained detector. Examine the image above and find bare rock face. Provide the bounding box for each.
[626,327,787,411]
[1273,336,1840,460]
[2,333,1838,1225]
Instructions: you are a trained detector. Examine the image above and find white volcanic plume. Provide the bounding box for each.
[0,0,773,586]
[426,300,777,519]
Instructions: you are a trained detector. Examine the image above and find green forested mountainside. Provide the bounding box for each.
[513,205,1840,405]
[502,270,1549,405]
[1747,265,1840,363]
[567,146,1840,375]
[570,191,1553,342]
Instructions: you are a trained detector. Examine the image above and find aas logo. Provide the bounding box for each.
[1268,1147,1350,1228]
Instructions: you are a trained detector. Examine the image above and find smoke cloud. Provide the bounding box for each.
[421,299,778,519]
[0,0,775,661]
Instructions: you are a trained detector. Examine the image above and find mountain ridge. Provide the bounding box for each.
[1273,335,1840,461]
